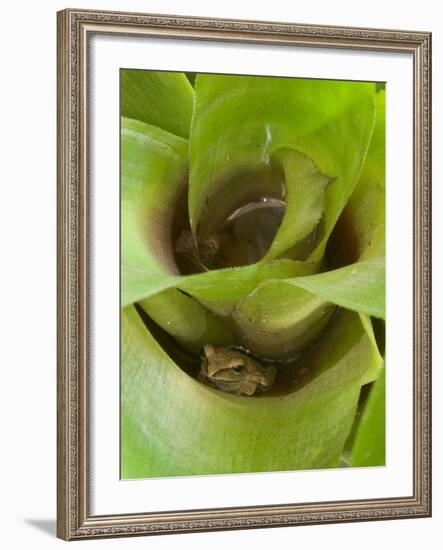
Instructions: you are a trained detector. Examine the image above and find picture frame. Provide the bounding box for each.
[57,7,432,540]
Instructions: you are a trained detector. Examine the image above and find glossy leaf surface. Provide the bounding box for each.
[121,70,194,138]
[350,366,386,467]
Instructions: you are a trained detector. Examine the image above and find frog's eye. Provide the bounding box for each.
[231,361,245,374]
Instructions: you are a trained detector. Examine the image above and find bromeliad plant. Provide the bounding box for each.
[121,70,386,478]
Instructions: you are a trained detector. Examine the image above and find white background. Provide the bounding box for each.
[0,0,441,548]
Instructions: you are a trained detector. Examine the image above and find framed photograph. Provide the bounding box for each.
[57,8,431,540]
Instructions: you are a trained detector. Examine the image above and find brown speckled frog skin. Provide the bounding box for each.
[199,344,277,396]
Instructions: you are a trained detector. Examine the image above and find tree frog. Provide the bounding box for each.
[199,344,277,396]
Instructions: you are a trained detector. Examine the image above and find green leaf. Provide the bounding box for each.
[121,305,382,478]
[328,89,385,266]
[350,366,386,467]
[264,149,330,260]
[188,74,376,264]
[138,289,234,352]
[232,280,334,359]
[287,91,385,319]
[361,90,385,189]
[121,69,194,138]
[177,259,314,317]
[285,257,385,319]
[121,117,188,307]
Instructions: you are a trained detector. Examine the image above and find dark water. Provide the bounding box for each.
[173,165,286,273]
[175,198,285,272]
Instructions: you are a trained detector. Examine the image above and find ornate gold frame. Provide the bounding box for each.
[57,8,432,540]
